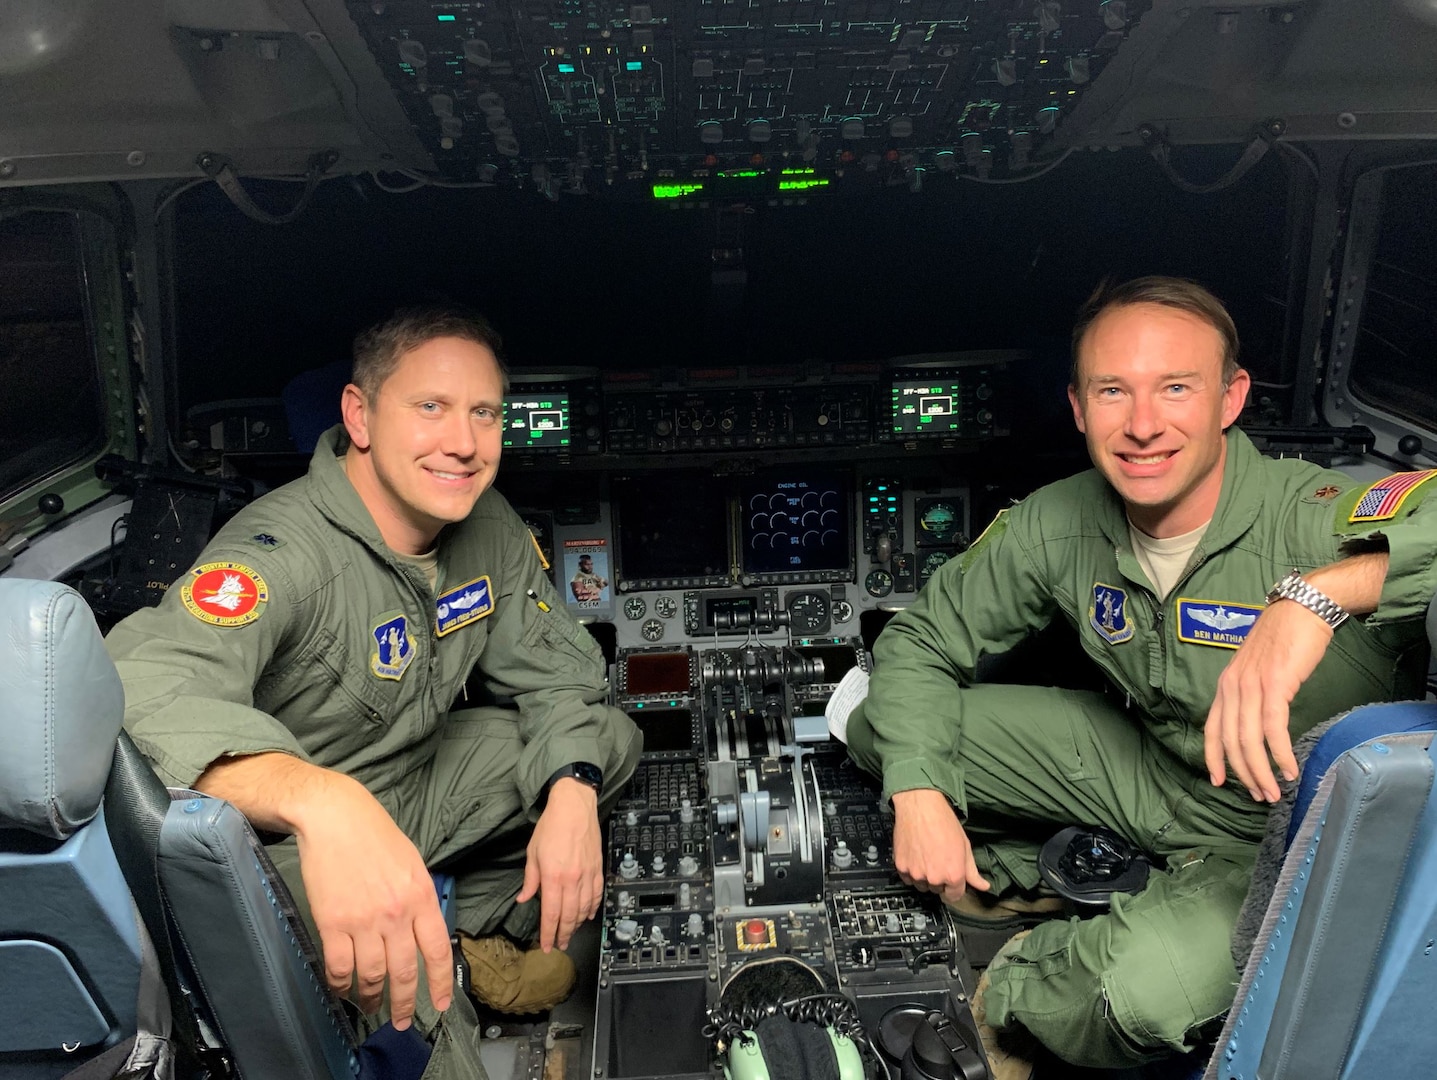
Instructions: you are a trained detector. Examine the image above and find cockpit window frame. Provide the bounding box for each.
[0,189,138,536]
[1322,155,1437,456]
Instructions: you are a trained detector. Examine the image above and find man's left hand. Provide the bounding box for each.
[518,778,603,952]
[1204,600,1333,803]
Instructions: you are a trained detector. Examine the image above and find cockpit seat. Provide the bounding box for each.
[0,578,364,1080]
[1203,696,1437,1080]
[0,578,159,1079]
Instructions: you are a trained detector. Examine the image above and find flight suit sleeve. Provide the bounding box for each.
[105,551,310,788]
[866,504,1058,808]
[1332,471,1437,623]
[473,512,629,812]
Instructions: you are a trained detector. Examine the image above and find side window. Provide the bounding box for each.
[1339,162,1437,434]
[0,210,107,503]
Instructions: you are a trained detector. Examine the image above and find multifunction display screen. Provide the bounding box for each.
[890,378,962,437]
[503,394,570,449]
[613,470,730,583]
[623,652,693,696]
[739,470,852,577]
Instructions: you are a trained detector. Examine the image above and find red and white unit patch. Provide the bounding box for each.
[181,562,269,627]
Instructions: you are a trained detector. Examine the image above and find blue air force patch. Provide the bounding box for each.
[1089,582,1133,644]
[1176,599,1263,649]
[435,576,494,637]
[371,613,415,680]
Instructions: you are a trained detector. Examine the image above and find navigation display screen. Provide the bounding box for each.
[613,470,730,583]
[740,469,851,577]
[890,378,962,437]
[503,393,570,449]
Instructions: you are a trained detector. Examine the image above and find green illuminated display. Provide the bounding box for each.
[778,178,829,191]
[653,183,705,199]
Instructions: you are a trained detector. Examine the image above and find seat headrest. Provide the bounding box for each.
[0,579,124,839]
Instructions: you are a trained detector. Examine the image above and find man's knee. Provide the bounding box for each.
[988,857,1248,1067]
[844,701,883,776]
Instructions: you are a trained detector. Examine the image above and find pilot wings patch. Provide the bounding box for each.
[1176,598,1264,649]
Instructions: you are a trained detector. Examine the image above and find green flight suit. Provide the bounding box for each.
[848,429,1436,1067]
[107,427,641,1070]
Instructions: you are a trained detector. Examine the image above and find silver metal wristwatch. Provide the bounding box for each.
[1265,568,1350,629]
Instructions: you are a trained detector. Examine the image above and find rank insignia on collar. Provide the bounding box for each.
[435,575,494,637]
[1089,582,1133,644]
[182,562,268,627]
[1176,598,1263,649]
[1312,486,1339,500]
[371,613,415,680]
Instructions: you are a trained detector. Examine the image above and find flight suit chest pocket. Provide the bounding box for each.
[261,628,391,754]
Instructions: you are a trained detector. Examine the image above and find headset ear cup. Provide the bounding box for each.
[752,1013,844,1080]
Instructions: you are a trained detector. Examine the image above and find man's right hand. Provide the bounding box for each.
[195,753,453,1031]
[890,788,990,904]
[293,776,454,1029]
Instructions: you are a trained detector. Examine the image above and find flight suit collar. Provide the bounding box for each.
[1094,427,1264,572]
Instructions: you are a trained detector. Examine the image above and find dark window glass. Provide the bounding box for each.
[0,210,105,502]
[1348,162,1437,429]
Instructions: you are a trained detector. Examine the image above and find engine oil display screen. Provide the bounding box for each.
[740,469,852,577]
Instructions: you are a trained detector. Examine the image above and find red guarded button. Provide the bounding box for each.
[743,919,769,945]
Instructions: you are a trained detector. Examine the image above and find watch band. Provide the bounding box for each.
[1266,568,1349,629]
[539,761,604,807]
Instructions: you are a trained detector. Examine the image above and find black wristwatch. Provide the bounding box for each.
[539,761,603,807]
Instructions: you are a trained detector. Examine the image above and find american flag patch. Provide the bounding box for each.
[1349,470,1437,522]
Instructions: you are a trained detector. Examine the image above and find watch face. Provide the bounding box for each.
[570,762,603,789]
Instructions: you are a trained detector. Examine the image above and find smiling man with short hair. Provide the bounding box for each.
[107,306,640,1072]
[846,277,1437,1073]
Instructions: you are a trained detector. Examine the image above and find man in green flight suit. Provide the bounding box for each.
[106,307,641,1066]
[845,277,1437,1073]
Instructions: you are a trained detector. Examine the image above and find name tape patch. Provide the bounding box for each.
[1176,598,1263,649]
[181,562,268,627]
[435,575,494,637]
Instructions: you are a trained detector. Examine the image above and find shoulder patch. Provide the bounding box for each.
[1089,582,1133,644]
[181,562,268,627]
[1335,469,1437,529]
[960,508,1010,572]
[371,613,416,680]
[1176,598,1263,649]
[435,576,495,636]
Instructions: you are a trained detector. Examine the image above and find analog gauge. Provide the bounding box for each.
[641,618,665,642]
[915,499,962,547]
[865,569,894,598]
[787,590,832,635]
[654,595,678,619]
[919,550,954,587]
[623,596,647,621]
[832,599,855,624]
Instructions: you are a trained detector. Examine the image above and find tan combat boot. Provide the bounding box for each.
[459,934,577,1015]
[946,889,1065,930]
[970,929,1037,1080]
